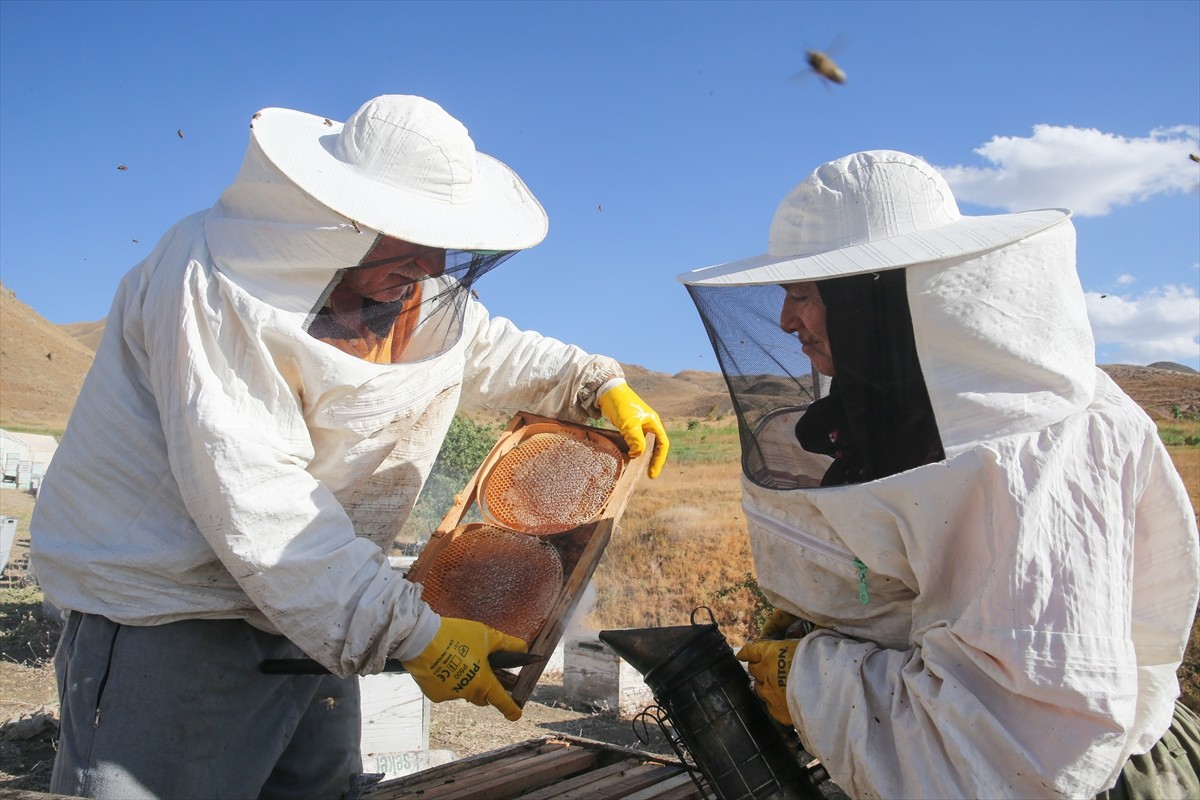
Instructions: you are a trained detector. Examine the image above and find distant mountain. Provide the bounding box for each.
[1099,364,1199,420]
[59,320,106,352]
[1148,361,1198,374]
[0,285,1195,432]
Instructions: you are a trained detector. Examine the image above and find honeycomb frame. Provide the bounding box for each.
[477,423,625,535]
[406,412,653,706]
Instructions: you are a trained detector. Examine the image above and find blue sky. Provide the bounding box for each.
[2,0,1197,374]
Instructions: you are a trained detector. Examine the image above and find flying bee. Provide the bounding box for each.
[117,164,128,171]
[806,49,846,85]
[1190,153,1200,163]
[324,118,334,127]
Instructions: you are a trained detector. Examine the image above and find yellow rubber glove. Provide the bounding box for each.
[598,381,670,479]
[759,609,800,640]
[401,617,528,721]
[736,638,799,727]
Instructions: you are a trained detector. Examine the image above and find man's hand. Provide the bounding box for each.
[402,617,527,721]
[736,638,799,727]
[598,381,670,479]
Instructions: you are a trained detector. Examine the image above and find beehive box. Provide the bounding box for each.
[359,672,456,780]
[564,635,654,718]
[406,411,653,706]
[362,735,709,800]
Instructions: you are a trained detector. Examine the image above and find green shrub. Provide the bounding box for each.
[1160,427,1200,447]
[395,415,500,549]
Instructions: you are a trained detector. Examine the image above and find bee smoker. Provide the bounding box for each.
[599,609,825,800]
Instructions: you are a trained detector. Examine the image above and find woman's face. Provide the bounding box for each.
[780,281,835,377]
[342,237,447,303]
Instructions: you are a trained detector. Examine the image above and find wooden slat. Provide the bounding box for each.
[364,739,561,797]
[392,741,566,795]
[556,763,692,800]
[620,771,709,800]
[416,745,604,800]
[393,740,561,790]
[365,736,709,800]
[515,757,645,800]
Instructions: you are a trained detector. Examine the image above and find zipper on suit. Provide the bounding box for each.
[746,506,870,604]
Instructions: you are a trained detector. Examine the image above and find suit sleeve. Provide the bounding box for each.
[456,300,623,421]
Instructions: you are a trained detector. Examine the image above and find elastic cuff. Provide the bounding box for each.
[597,377,627,400]
[391,608,442,662]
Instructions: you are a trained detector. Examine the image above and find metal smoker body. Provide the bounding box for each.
[600,610,824,800]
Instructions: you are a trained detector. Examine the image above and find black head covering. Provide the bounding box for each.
[794,269,945,485]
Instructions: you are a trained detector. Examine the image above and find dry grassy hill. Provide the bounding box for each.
[617,363,734,420]
[58,319,106,352]
[2,282,1195,430]
[0,284,96,432]
[0,289,740,429]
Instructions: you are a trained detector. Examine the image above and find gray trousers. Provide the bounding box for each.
[50,612,363,800]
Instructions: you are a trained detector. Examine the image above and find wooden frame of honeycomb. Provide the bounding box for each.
[406,411,653,706]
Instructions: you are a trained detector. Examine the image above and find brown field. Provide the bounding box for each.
[586,452,760,636]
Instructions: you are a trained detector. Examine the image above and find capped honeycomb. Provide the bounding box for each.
[480,430,623,535]
[419,525,564,643]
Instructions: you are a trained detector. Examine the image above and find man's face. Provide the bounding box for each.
[342,237,447,303]
[780,281,835,377]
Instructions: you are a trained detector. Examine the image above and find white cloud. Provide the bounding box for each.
[1086,284,1200,367]
[1115,274,1136,286]
[938,125,1200,216]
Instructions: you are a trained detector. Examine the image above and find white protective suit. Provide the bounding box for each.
[31,135,621,677]
[697,221,1198,798]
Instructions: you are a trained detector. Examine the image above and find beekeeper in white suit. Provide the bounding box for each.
[679,150,1199,799]
[31,94,668,799]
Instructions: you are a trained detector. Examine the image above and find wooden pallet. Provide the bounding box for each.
[406,411,653,706]
[362,736,708,800]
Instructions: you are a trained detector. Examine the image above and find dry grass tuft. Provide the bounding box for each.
[585,429,766,643]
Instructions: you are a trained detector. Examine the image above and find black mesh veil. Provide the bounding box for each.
[305,245,516,364]
[686,282,829,488]
[685,268,944,489]
[806,270,944,486]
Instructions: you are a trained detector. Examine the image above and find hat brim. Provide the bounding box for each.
[677,208,1071,286]
[251,108,548,251]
